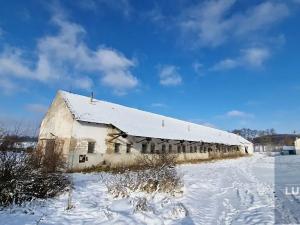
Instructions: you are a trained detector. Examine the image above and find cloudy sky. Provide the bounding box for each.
[0,0,300,134]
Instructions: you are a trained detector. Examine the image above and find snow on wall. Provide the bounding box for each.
[60,90,251,147]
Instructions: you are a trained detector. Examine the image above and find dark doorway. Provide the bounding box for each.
[45,139,55,157]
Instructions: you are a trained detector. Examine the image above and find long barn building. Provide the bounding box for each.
[38,90,253,169]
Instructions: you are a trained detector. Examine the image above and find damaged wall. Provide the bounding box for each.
[67,121,109,169]
[38,92,251,170]
[38,92,74,156]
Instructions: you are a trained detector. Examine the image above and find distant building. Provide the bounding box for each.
[38,90,253,170]
[13,141,37,150]
[254,145,295,153]
[281,146,296,155]
[254,134,299,155]
[295,138,300,154]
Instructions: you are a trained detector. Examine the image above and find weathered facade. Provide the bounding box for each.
[295,138,300,154]
[38,91,253,170]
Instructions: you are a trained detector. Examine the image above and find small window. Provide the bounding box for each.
[245,146,248,154]
[182,145,186,153]
[169,144,172,153]
[114,143,121,153]
[79,155,86,163]
[190,146,193,153]
[142,143,148,153]
[126,144,131,153]
[177,145,181,153]
[88,142,95,153]
[194,146,197,152]
[162,144,166,153]
[151,143,155,154]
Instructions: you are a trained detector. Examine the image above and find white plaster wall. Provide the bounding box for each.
[295,138,300,154]
[38,93,74,155]
[295,138,300,149]
[71,121,108,154]
[245,143,254,154]
[39,93,74,139]
[69,132,213,168]
[69,121,109,169]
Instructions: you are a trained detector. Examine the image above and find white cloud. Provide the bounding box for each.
[211,58,239,71]
[179,1,289,48]
[234,2,289,36]
[0,78,18,95]
[180,0,235,47]
[0,15,138,94]
[144,4,168,26]
[241,47,270,67]
[226,110,253,118]
[151,103,167,108]
[25,103,48,114]
[158,65,182,86]
[0,48,35,79]
[211,47,270,71]
[193,62,204,75]
[101,70,138,95]
[73,77,93,90]
[76,0,132,17]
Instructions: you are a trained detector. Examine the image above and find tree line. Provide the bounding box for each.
[231,128,276,141]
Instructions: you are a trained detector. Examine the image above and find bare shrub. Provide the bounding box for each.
[0,150,70,208]
[28,145,44,169]
[136,153,177,170]
[0,151,31,206]
[164,202,188,220]
[0,127,70,208]
[31,140,67,173]
[105,153,183,198]
[132,197,152,213]
[136,167,182,194]
[209,150,243,160]
[0,135,21,152]
[136,153,182,194]
[105,173,131,199]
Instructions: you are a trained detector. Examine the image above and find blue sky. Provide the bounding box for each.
[0,0,300,134]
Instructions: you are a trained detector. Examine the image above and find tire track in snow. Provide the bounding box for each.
[180,164,226,225]
[222,156,275,225]
[181,156,274,225]
[181,155,297,225]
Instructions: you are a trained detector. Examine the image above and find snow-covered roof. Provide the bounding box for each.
[60,90,251,146]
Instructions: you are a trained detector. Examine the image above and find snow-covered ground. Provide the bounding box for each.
[1,154,300,225]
